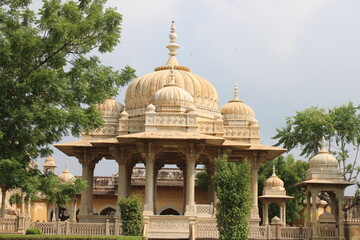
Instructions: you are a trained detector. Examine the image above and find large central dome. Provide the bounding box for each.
[125,21,218,114]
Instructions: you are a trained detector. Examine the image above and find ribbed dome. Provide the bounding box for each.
[152,72,194,109]
[220,84,256,120]
[309,146,338,169]
[306,139,342,181]
[125,21,218,112]
[59,164,75,183]
[96,98,124,118]
[264,173,284,188]
[44,156,56,167]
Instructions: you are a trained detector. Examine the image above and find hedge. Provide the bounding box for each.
[0,235,145,240]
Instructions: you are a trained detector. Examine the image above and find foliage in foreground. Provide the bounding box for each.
[258,154,309,225]
[118,195,143,236]
[25,228,43,235]
[0,0,136,217]
[0,235,145,240]
[214,155,252,240]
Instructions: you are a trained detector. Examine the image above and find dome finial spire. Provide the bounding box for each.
[320,136,327,152]
[166,21,180,66]
[234,83,239,100]
[272,164,276,176]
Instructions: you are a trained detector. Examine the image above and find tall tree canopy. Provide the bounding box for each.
[0,0,135,217]
[258,155,308,225]
[214,155,252,240]
[273,102,360,183]
[0,0,136,163]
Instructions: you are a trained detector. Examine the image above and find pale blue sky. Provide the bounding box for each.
[33,0,360,193]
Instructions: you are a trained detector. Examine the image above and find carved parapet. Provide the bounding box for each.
[223,125,260,143]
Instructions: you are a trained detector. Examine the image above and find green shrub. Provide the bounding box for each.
[214,155,252,240]
[118,195,143,236]
[25,228,43,235]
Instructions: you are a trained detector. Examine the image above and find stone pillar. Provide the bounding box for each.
[337,190,345,239]
[70,198,77,222]
[185,153,196,216]
[118,163,128,198]
[280,202,286,226]
[154,166,160,214]
[143,156,155,215]
[180,166,187,214]
[306,191,311,227]
[77,151,99,217]
[79,162,90,216]
[311,189,318,239]
[262,201,269,226]
[88,164,95,215]
[250,161,261,225]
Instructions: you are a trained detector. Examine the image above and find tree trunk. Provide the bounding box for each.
[1,188,7,218]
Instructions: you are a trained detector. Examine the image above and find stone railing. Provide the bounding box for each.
[318,225,338,239]
[345,204,360,223]
[196,218,219,239]
[0,218,17,232]
[144,215,191,239]
[30,220,122,236]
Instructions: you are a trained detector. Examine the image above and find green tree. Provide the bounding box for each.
[273,102,360,183]
[0,0,135,217]
[0,0,135,165]
[118,195,143,236]
[39,171,87,220]
[258,155,309,225]
[213,155,252,240]
[0,159,42,218]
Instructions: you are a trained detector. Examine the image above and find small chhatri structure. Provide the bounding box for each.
[43,156,56,173]
[259,165,293,226]
[297,137,353,239]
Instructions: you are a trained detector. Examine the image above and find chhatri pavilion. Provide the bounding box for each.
[54,21,286,224]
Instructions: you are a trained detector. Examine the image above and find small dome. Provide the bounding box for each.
[44,156,56,167]
[151,69,194,111]
[264,173,284,188]
[146,104,156,112]
[59,163,75,183]
[306,139,342,181]
[309,146,338,169]
[96,98,124,118]
[220,84,256,121]
[152,85,194,109]
[120,110,129,118]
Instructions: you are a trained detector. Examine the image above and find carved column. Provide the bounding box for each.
[76,151,99,217]
[337,190,345,239]
[250,157,261,225]
[280,202,286,226]
[262,201,269,226]
[306,191,311,227]
[185,145,197,216]
[311,189,319,239]
[144,156,155,215]
[110,147,128,200]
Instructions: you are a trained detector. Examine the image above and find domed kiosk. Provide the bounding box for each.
[259,165,293,226]
[297,138,352,239]
[54,21,286,231]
